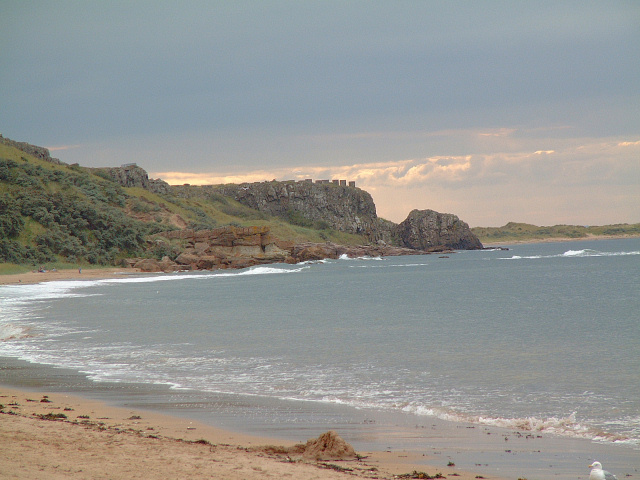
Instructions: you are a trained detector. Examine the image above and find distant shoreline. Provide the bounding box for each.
[480,232,640,247]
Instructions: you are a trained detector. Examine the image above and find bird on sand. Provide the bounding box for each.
[589,461,617,480]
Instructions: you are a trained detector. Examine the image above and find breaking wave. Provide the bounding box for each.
[339,254,383,261]
[503,248,640,260]
[304,394,639,448]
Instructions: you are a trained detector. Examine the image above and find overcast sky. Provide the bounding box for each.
[2,1,639,226]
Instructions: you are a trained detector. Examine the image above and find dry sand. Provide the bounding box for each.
[0,267,146,286]
[0,387,499,480]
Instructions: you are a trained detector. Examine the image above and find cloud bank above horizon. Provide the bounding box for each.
[1,1,638,226]
[153,133,639,225]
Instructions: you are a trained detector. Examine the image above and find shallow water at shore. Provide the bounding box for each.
[1,238,639,478]
[1,356,638,479]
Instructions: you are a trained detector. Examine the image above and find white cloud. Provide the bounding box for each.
[46,144,82,152]
[152,136,640,226]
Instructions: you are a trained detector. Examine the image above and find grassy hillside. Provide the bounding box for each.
[0,142,366,269]
[472,222,640,244]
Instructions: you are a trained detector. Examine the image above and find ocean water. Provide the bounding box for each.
[1,238,639,474]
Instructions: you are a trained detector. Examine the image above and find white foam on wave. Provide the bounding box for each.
[400,404,638,446]
[24,264,310,288]
[308,396,623,445]
[338,254,383,261]
[297,259,330,265]
[563,249,597,257]
[234,265,310,276]
[568,249,640,257]
[1,279,96,299]
[502,248,640,260]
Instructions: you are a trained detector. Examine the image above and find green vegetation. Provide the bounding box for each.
[0,141,367,268]
[0,147,169,266]
[472,222,640,244]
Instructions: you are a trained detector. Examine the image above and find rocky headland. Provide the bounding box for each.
[1,135,482,272]
[89,164,482,271]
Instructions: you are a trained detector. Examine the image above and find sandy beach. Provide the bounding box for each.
[0,386,496,480]
[0,267,146,286]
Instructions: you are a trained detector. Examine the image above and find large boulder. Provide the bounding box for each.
[290,243,339,262]
[396,209,482,250]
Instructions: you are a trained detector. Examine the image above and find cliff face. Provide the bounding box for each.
[205,182,481,250]
[211,181,379,236]
[395,209,483,250]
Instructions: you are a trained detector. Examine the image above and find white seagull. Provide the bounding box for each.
[589,461,618,480]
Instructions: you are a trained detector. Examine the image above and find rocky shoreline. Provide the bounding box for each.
[127,225,446,273]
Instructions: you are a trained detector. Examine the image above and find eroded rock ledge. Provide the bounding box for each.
[127,225,442,272]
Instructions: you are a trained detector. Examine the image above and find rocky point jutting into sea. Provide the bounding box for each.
[1,135,482,272]
[95,164,482,271]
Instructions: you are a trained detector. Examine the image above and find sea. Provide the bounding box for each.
[1,237,639,479]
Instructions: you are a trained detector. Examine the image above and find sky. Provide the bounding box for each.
[1,1,639,227]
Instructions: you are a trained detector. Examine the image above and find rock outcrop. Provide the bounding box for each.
[178,181,482,250]
[207,181,379,236]
[92,164,170,194]
[395,209,482,250]
[152,225,294,270]
[133,225,432,272]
